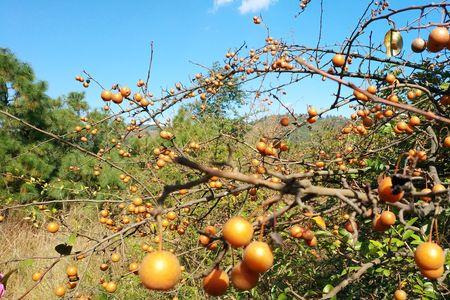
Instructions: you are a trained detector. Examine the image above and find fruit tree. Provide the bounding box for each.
[0,1,450,299]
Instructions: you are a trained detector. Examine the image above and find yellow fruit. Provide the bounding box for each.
[139,250,181,290]
[243,241,274,273]
[414,242,445,270]
[222,216,254,248]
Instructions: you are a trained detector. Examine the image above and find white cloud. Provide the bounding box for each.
[238,0,276,14]
[211,0,234,12]
[214,0,234,6]
[214,0,234,7]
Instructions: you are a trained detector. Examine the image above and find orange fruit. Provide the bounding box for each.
[230,262,259,290]
[105,281,117,293]
[66,266,78,276]
[307,106,318,117]
[409,116,420,126]
[120,86,131,97]
[101,90,112,101]
[111,253,121,262]
[432,183,446,194]
[32,272,42,281]
[373,215,388,232]
[367,85,377,94]
[411,37,426,53]
[203,268,229,296]
[444,136,450,148]
[128,262,139,274]
[47,222,60,233]
[378,177,404,203]
[243,241,273,273]
[332,54,345,67]
[420,265,444,280]
[414,242,445,270]
[139,250,181,290]
[386,74,396,84]
[280,116,290,126]
[223,216,254,248]
[306,236,318,247]
[420,188,432,202]
[428,27,449,52]
[379,211,396,226]
[54,286,66,297]
[394,289,407,300]
[289,225,303,238]
[111,93,123,104]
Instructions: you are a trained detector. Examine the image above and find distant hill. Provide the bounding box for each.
[245,114,347,145]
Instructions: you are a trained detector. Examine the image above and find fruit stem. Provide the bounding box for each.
[157,213,163,251]
[259,219,266,241]
[429,218,434,243]
[433,217,439,244]
[394,153,405,174]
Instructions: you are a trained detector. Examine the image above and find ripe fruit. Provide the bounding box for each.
[160,131,173,140]
[222,216,254,248]
[105,281,117,293]
[302,229,315,240]
[420,188,432,202]
[66,266,78,276]
[307,106,318,117]
[409,116,420,127]
[139,250,181,290]
[32,272,42,281]
[166,211,177,220]
[427,27,449,52]
[378,177,404,203]
[205,225,217,235]
[290,225,303,238]
[47,222,60,233]
[280,116,289,126]
[385,74,396,84]
[54,286,66,297]
[414,242,445,270]
[411,37,426,53]
[373,214,388,232]
[344,220,357,233]
[120,86,131,97]
[199,235,210,246]
[111,253,121,262]
[256,142,267,154]
[306,236,318,247]
[111,93,123,104]
[444,136,450,148]
[367,85,377,94]
[243,241,274,273]
[230,262,259,290]
[101,90,112,101]
[380,211,396,226]
[332,54,345,67]
[203,268,229,296]
[129,262,139,274]
[420,265,444,280]
[394,289,407,300]
[432,183,445,192]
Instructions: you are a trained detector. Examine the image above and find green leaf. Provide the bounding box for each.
[322,284,337,300]
[67,233,77,246]
[18,258,34,269]
[277,293,288,300]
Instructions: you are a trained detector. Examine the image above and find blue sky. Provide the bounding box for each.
[0,0,435,118]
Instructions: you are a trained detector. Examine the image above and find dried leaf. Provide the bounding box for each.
[312,216,326,230]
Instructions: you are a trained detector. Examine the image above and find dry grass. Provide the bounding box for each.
[0,205,116,299]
